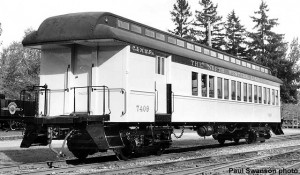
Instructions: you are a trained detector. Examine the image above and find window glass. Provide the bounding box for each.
[145,29,155,38]
[195,45,202,52]
[248,84,252,102]
[258,86,262,103]
[168,37,176,44]
[254,85,257,103]
[218,53,223,59]
[209,76,215,98]
[117,20,129,30]
[131,24,142,33]
[243,83,247,102]
[264,87,267,104]
[155,56,164,75]
[187,43,194,50]
[276,90,279,105]
[231,80,236,100]
[224,55,230,61]
[272,89,275,105]
[267,88,270,104]
[192,72,198,96]
[242,61,246,67]
[224,79,229,100]
[156,33,165,41]
[237,82,241,101]
[247,63,251,68]
[256,66,260,71]
[204,48,210,55]
[217,77,222,99]
[177,39,185,47]
[201,74,207,97]
[231,57,236,63]
[210,51,216,57]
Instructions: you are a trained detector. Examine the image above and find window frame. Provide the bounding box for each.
[231,80,236,100]
[209,75,215,98]
[201,74,208,97]
[192,72,198,96]
[224,79,229,100]
[217,77,223,99]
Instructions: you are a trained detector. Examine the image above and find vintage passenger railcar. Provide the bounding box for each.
[20,12,283,160]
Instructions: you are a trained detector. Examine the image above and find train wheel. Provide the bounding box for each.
[71,150,89,160]
[113,147,134,160]
[67,130,98,160]
[218,139,225,145]
[155,145,166,156]
[246,130,257,144]
[113,136,136,160]
[234,138,240,144]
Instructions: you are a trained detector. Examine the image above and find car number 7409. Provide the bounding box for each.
[136,105,149,112]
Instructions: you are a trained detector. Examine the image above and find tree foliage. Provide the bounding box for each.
[224,10,247,59]
[246,1,300,103]
[0,22,2,46]
[278,38,300,103]
[247,1,286,66]
[193,0,225,50]
[169,0,193,40]
[0,29,40,99]
[168,0,300,103]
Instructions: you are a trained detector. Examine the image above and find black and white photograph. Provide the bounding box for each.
[0,0,300,174]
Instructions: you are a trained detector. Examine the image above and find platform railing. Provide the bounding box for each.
[20,85,127,117]
[70,86,111,115]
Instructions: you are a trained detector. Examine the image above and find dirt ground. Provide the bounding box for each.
[0,128,299,166]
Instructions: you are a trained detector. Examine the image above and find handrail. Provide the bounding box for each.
[155,89,158,113]
[20,84,49,116]
[70,86,110,115]
[19,85,125,117]
[172,91,175,113]
[109,88,126,116]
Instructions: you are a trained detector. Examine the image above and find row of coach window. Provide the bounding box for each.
[191,72,279,105]
[117,19,271,75]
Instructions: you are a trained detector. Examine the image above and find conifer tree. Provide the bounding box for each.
[278,38,300,103]
[247,1,286,68]
[169,0,193,40]
[0,23,2,46]
[224,10,247,59]
[248,1,300,103]
[193,0,225,50]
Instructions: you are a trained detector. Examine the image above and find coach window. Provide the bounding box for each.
[209,76,215,98]
[276,90,279,105]
[192,72,198,96]
[272,89,275,105]
[267,88,270,104]
[258,86,262,103]
[155,56,164,75]
[237,82,241,101]
[263,87,267,104]
[248,84,252,102]
[243,83,247,102]
[254,85,258,103]
[231,80,236,100]
[217,77,223,99]
[224,79,229,100]
[201,74,207,97]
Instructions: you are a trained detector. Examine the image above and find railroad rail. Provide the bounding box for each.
[2,142,300,175]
